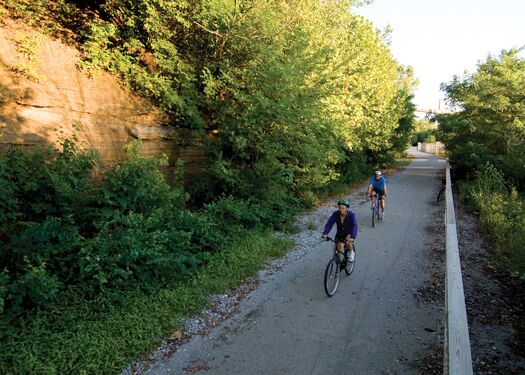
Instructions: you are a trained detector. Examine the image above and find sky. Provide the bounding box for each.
[355,0,525,112]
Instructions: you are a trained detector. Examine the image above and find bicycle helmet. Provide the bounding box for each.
[337,199,350,207]
[375,170,382,176]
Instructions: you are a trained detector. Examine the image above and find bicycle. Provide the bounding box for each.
[436,177,446,202]
[323,236,356,297]
[369,192,384,228]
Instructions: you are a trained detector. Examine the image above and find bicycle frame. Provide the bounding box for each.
[371,193,382,227]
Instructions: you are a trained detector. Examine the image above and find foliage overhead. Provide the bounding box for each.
[411,118,437,145]
[3,0,417,201]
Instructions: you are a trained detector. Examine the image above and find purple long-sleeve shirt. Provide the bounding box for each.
[322,210,358,239]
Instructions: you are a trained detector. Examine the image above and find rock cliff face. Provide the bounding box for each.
[0,19,205,180]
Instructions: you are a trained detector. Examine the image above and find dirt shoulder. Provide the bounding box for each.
[457,204,525,374]
[417,194,525,374]
[416,195,525,375]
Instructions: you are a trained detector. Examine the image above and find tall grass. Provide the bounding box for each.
[463,163,525,281]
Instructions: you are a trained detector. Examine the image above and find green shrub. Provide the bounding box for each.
[0,142,97,227]
[0,143,97,318]
[5,259,61,317]
[0,138,301,321]
[204,197,259,235]
[80,211,194,298]
[411,130,437,145]
[0,140,200,317]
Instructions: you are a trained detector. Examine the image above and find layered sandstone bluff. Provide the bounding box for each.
[0,19,205,179]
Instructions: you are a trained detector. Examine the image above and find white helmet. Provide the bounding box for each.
[375,170,381,176]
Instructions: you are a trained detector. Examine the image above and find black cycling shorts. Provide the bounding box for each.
[372,188,385,197]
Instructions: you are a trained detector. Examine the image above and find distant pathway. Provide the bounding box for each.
[146,148,445,374]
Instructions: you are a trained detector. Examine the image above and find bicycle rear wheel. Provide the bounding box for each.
[324,257,340,297]
[344,244,356,275]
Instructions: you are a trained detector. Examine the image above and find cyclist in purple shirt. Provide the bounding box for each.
[322,199,358,262]
[366,170,388,220]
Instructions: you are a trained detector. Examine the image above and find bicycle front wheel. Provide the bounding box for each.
[324,257,340,297]
[344,243,356,275]
[372,204,376,227]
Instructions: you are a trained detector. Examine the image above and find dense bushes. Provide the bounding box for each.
[438,49,525,280]
[0,141,296,323]
[0,140,300,373]
[0,142,97,319]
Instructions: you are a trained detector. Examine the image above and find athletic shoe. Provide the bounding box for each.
[380,212,385,220]
[349,250,355,262]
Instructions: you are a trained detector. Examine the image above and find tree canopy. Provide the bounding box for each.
[77,0,415,199]
[4,0,417,202]
[437,48,525,187]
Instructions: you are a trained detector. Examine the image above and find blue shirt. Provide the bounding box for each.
[369,176,387,190]
[323,210,358,239]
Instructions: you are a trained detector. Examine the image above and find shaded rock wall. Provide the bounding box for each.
[0,19,205,180]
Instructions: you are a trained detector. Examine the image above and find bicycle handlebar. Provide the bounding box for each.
[322,236,354,243]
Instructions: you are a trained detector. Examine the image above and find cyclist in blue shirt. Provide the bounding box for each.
[366,170,387,220]
[322,199,358,262]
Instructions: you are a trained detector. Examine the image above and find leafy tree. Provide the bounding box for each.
[3,0,417,203]
[411,118,437,145]
[437,48,525,187]
[438,49,525,281]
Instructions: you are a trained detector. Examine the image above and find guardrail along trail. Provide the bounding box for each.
[444,162,473,375]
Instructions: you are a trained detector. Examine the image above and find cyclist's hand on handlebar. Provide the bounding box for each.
[322,234,328,241]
